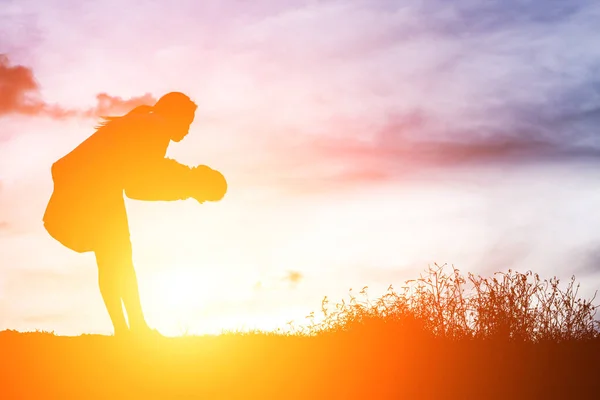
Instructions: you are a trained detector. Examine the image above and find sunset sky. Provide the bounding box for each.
[1,0,600,336]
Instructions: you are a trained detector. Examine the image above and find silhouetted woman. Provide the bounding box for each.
[43,92,227,338]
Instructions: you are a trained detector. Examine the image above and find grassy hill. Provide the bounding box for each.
[2,265,599,399]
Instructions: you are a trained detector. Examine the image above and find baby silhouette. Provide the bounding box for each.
[43,92,227,338]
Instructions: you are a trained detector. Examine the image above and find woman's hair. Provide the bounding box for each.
[95,104,154,130]
[94,92,197,131]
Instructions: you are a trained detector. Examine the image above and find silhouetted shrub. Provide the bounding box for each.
[289,264,599,342]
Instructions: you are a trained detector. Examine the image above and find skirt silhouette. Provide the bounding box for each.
[43,160,130,253]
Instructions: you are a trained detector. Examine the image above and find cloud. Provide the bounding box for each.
[0,53,39,115]
[221,0,600,193]
[245,117,600,197]
[322,117,600,169]
[0,54,156,119]
[3,0,600,191]
[571,243,600,278]
[83,92,158,118]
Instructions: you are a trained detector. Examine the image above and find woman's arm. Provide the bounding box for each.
[122,116,195,201]
[121,115,226,202]
[124,157,195,201]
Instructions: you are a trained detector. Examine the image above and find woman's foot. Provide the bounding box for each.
[113,327,131,339]
[131,324,164,339]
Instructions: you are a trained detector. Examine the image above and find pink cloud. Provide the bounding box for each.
[0,54,39,115]
[82,92,157,118]
[0,54,156,119]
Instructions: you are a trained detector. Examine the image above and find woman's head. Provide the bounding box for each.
[96,91,198,142]
[153,92,198,142]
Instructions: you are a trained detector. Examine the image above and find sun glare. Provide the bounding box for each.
[143,267,219,336]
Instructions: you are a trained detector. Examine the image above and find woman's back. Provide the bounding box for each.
[44,110,171,252]
[52,112,171,191]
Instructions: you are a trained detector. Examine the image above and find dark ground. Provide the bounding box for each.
[1,329,599,399]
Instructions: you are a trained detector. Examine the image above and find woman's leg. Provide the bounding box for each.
[119,253,150,332]
[95,238,150,335]
[95,247,129,335]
